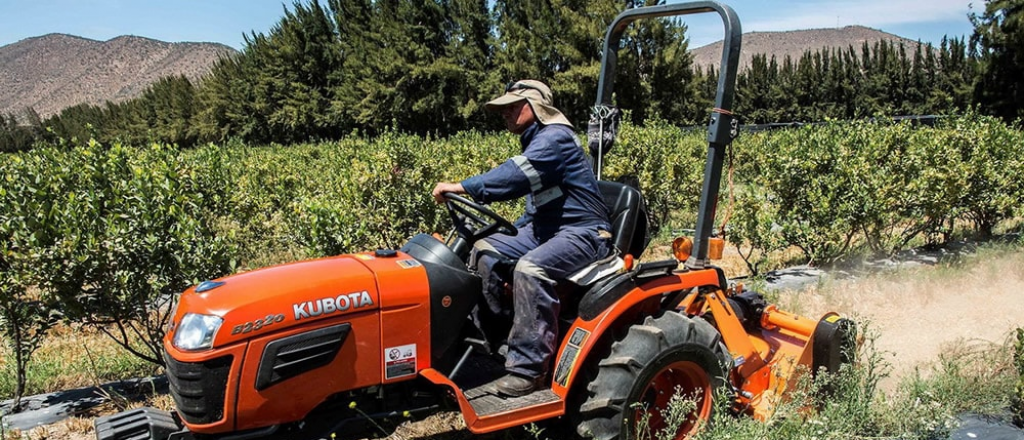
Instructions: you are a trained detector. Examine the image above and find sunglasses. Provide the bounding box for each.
[505,81,544,95]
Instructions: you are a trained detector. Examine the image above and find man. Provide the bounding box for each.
[432,80,612,397]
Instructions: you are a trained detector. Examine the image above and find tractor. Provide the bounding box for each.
[95,2,856,440]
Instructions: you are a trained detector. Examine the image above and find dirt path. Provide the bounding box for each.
[773,249,1024,387]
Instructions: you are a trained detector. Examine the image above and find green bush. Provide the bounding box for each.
[733,123,864,265]
[1,140,235,366]
[3,113,1022,387]
[188,113,1023,274]
[728,113,1024,272]
[604,120,708,231]
[950,114,1024,236]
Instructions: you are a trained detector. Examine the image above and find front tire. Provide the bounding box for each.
[577,311,731,440]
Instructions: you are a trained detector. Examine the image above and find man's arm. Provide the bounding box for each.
[460,159,532,204]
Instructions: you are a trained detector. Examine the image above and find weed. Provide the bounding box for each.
[687,323,1020,440]
[0,325,155,400]
[523,423,548,440]
[1010,327,1023,427]
[631,387,703,440]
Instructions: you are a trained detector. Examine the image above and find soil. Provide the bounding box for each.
[772,247,1024,388]
[6,246,1023,440]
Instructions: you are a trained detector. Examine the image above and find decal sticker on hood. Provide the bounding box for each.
[293,291,374,321]
[232,314,286,335]
[384,343,417,379]
[396,259,421,269]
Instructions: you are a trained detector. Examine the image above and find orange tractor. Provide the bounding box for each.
[95,2,855,440]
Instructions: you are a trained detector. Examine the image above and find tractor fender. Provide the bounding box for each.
[550,268,722,397]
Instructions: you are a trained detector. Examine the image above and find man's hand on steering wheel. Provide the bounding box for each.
[432,182,465,204]
[438,191,518,244]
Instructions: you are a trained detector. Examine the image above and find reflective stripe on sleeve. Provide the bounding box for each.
[512,155,543,192]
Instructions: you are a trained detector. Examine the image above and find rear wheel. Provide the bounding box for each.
[577,311,731,440]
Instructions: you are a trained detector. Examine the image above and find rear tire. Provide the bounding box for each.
[577,311,731,440]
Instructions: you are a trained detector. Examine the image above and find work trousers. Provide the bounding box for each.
[473,223,612,379]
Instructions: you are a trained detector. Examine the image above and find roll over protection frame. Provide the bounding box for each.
[592,1,742,269]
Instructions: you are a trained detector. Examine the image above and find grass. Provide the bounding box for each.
[688,325,1018,440]
[505,326,1019,440]
[1015,328,1024,425]
[0,324,159,401]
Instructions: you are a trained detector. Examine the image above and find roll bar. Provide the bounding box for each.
[594,1,742,270]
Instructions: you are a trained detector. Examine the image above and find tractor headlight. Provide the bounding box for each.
[173,313,223,351]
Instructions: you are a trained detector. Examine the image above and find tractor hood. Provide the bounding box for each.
[168,255,380,350]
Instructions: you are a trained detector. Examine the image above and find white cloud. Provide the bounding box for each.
[744,0,973,32]
[681,0,976,48]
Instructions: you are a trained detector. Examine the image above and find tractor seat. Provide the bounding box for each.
[596,180,647,261]
[567,180,648,286]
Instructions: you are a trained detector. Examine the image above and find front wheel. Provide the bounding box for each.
[577,311,731,440]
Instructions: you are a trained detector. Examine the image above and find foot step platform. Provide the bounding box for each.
[464,386,560,417]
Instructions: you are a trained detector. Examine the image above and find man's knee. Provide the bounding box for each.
[470,240,500,269]
[514,258,556,285]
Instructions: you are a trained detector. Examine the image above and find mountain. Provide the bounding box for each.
[690,25,928,72]
[0,33,237,118]
[2,27,923,120]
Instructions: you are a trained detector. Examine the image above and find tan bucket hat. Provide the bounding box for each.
[484,80,573,128]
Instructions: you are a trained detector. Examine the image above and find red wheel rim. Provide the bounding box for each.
[634,360,712,440]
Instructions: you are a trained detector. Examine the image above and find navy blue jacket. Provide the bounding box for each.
[461,122,610,240]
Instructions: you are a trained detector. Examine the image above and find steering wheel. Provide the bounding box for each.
[443,192,518,244]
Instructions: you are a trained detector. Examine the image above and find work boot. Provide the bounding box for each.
[493,373,544,397]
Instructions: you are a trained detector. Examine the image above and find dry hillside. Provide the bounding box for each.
[2,26,923,120]
[0,33,236,118]
[691,25,928,72]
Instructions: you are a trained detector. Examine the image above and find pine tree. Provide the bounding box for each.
[445,0,496,129]
[326,0,373,134]
[736,54,774,123]
[493,0,560,82]
[544,0,619,126]
[242,0,342,143]
[971,0,1024,120]
[391,0,490,133]
[191,55,243,144]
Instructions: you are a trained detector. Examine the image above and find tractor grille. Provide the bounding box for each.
[255,323,350,390]
[165,353,233,425]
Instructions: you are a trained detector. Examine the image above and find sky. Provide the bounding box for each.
[0,0,979,51]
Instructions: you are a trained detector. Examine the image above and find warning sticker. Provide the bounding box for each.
[554,345,579,386]
[354,254,374,260]
[384,344,417,379]
[396,259,422,269]
[554,328,590,387]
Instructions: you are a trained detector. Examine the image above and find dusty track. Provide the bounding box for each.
[774,248,1024,386]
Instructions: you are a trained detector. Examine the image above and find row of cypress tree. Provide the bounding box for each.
[1,0,1021,152]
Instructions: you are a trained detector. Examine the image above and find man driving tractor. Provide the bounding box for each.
[431,80,612,397]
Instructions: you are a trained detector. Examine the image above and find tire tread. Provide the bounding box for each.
[576,311,731,440]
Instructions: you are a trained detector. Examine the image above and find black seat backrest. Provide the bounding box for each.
[597,180,649,259]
